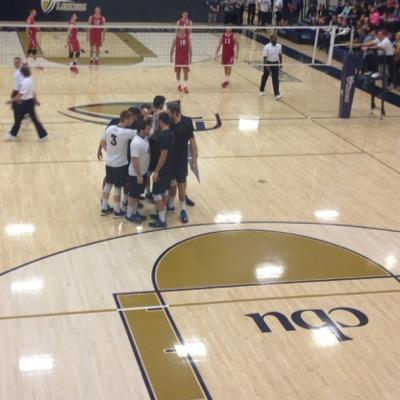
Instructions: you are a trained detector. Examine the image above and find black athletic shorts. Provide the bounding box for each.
[172,161,188,183]
[128,174,147,199]
[152,173,172,196]
[105,165,128,188]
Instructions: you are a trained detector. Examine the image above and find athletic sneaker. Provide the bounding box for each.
[222,81,229,88]
[178,85,183,92]
[364,71,372,76]
[186,196,195,207]
[183,86,189,94]
[275,94,282,101]
[148,218,167,229]
[139,195,145,201]
[371,72,380,79]
[113,210,126,219]
[89,60,94,66]
[101,205,114,216]
[167,205,175,213]
[180,210,189,223]
[38,135,48,142]
[259,92,265,96]
[5,133,17,141]
[125,212,146,224]
[122,200,128,208]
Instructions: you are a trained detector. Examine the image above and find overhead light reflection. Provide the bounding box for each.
[239,117,260,131]
[174,342,207,358]
[19,354,54,373]
[5,224,36,237]
[314,210,339,221]
[385,255,397,271]
[214,212,242,224]
[256,263,285,281]
[11,278,44,293]
[311,327,338,347]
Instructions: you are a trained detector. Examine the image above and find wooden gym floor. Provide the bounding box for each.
[1,31,400,399]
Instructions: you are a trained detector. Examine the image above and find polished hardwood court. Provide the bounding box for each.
[1,32,400,399]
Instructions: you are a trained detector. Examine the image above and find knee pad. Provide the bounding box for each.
[153,194,163,202]
[103,183,112,194]
[114,187,122,196]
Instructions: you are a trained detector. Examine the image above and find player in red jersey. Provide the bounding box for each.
[176,11,193,35]
[26,9,43,69]
[170,29,192,94]
[87,6,105,66]
[65,14,80,74]
[215,27,239,88]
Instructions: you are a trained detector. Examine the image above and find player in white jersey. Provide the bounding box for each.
[125,119,152,224]
[100,110,136,218]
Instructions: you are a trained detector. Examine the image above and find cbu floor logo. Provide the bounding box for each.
[246,307,368,342]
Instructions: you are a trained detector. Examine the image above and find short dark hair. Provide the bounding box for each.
[136,119,152,131]
[158,111,170,126]
[128,107,141,117]
[153,95,166,109]
[120,110,132,122]
[167,102,181,115]
[140,103,151,110]
[20,66,31,77]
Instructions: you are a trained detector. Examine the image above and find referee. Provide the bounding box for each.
[259,34,283,100]
[7,66,48,141]
[10,57,23,125]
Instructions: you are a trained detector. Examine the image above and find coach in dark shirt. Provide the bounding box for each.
[207,0,220,24]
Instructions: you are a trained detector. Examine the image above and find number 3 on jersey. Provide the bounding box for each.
[111,134,117,146]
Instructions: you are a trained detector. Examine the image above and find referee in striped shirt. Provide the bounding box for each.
[259,34,283,100]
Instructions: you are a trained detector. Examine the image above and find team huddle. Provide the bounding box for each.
[24,8,240,87]
[99,97,198,228]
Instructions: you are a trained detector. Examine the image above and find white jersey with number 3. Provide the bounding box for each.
[102,125,136,167]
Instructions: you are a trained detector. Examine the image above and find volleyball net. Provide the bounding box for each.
[0,23,340,69]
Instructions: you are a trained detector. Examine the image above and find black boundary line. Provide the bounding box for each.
[113,293,156,400]
[151,257,212,400]
[3,221,400,278]
[145,227,400,399]
[311,118,400,177]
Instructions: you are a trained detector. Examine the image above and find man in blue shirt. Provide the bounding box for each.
[207,0,220,24]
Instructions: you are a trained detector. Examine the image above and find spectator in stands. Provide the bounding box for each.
[306,0,318,21]
[393,31,400,87]
[275,0,284,25]
[224,0,237,24]
[236,0,245,25]
[338,1,353,22]
[336,19,352,44]
[363,29,395,82]
[316,3,329,24]
[369,6,381,27]
[258,0,272,26]
[247,0,257,25]
[334,0,345,16]
[207,0,220,24]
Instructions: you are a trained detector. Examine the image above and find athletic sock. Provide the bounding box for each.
[101,198,108,209]
[127,205,134,218]
[184,80,188,87]
[122,193,128,205]
[168,196,175,208]
[145,185,151,195]
[180,200,187,212]
[114,202,121,213]
[159,210,166,223]
[177,80,180,86]
[226,75,230,82]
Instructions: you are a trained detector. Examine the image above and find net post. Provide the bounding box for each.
[311,27,320,65]
[349,27,355,54]
[327,26,337,66]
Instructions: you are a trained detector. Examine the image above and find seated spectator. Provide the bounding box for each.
[206,0,220,25]
[335,0,345,16]
[307,0,318,20]
[338,1,353,22]
[363,29,395,83]
[224,0,237,24]
[369,7,381,27]
[393,31,400,87]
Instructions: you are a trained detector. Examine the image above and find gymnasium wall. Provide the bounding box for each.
[0,0,208,23]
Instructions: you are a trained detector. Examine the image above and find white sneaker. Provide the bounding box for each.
[38,136,48,142]
[259,92,265,96]
[364,71,372,76]
[275,94,282,101]
[371,72,380,79]
[5,133,16,141]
